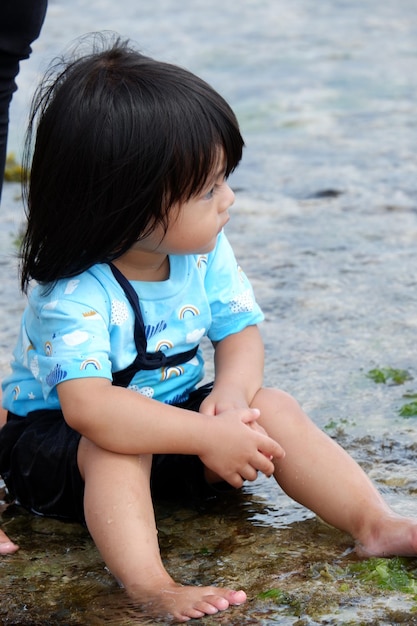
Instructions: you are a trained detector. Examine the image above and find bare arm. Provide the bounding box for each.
[57,377,281,487]
[201,325,265,415]
[59,378,207,455]
[200,325,285,473]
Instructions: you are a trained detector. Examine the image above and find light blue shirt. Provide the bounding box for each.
[3,231,264,415]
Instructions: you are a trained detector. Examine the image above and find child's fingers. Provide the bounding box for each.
[240,408,261,424]
[259,439,285,469]
[243,409,285,463]
[239,449,281,482]
[255,453,276,478]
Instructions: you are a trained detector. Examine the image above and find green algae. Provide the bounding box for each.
[366,367,412,386]
[348,557,417,594]
[365,366,417,419]
[399,401,417,418]
[254,557,417,624]
[3,153,25,183]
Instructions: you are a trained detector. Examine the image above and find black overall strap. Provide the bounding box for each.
[108,263,198,386]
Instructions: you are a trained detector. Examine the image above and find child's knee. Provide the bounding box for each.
[77,437,152,480]
[253,387,302,414]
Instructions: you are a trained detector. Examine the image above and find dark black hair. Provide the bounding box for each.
[20,33,244,291]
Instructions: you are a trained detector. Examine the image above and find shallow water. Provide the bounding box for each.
[1,0,417,623]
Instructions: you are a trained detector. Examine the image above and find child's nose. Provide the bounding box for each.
[223,183,235,208]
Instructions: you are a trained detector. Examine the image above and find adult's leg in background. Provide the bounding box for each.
[0,0,48,201]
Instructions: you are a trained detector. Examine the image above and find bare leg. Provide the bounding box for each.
[253,388,417,558]
[77,437,246,623]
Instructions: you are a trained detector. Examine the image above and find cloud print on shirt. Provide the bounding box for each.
[62,330,89,346]
[186,328,205,343]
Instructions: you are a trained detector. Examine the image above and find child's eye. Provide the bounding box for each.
[204,187,215,200]
[203,178,226,200]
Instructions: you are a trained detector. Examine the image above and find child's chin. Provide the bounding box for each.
[196,239,218,254]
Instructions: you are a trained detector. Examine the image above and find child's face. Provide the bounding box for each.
[139,158,235,256]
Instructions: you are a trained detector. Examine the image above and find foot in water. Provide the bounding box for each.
[0,528,19,555]
[355,513,417,558]
[128,580,247,622]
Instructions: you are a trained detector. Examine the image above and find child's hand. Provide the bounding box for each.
[198,407,284,488]
[200,389,276,459]
[199,388,248,417]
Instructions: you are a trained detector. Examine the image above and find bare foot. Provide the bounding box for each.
[128,581,247,622]
[0,528,19,555]
[355,513,417,558]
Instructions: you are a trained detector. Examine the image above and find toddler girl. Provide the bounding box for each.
[1,35,417,622]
